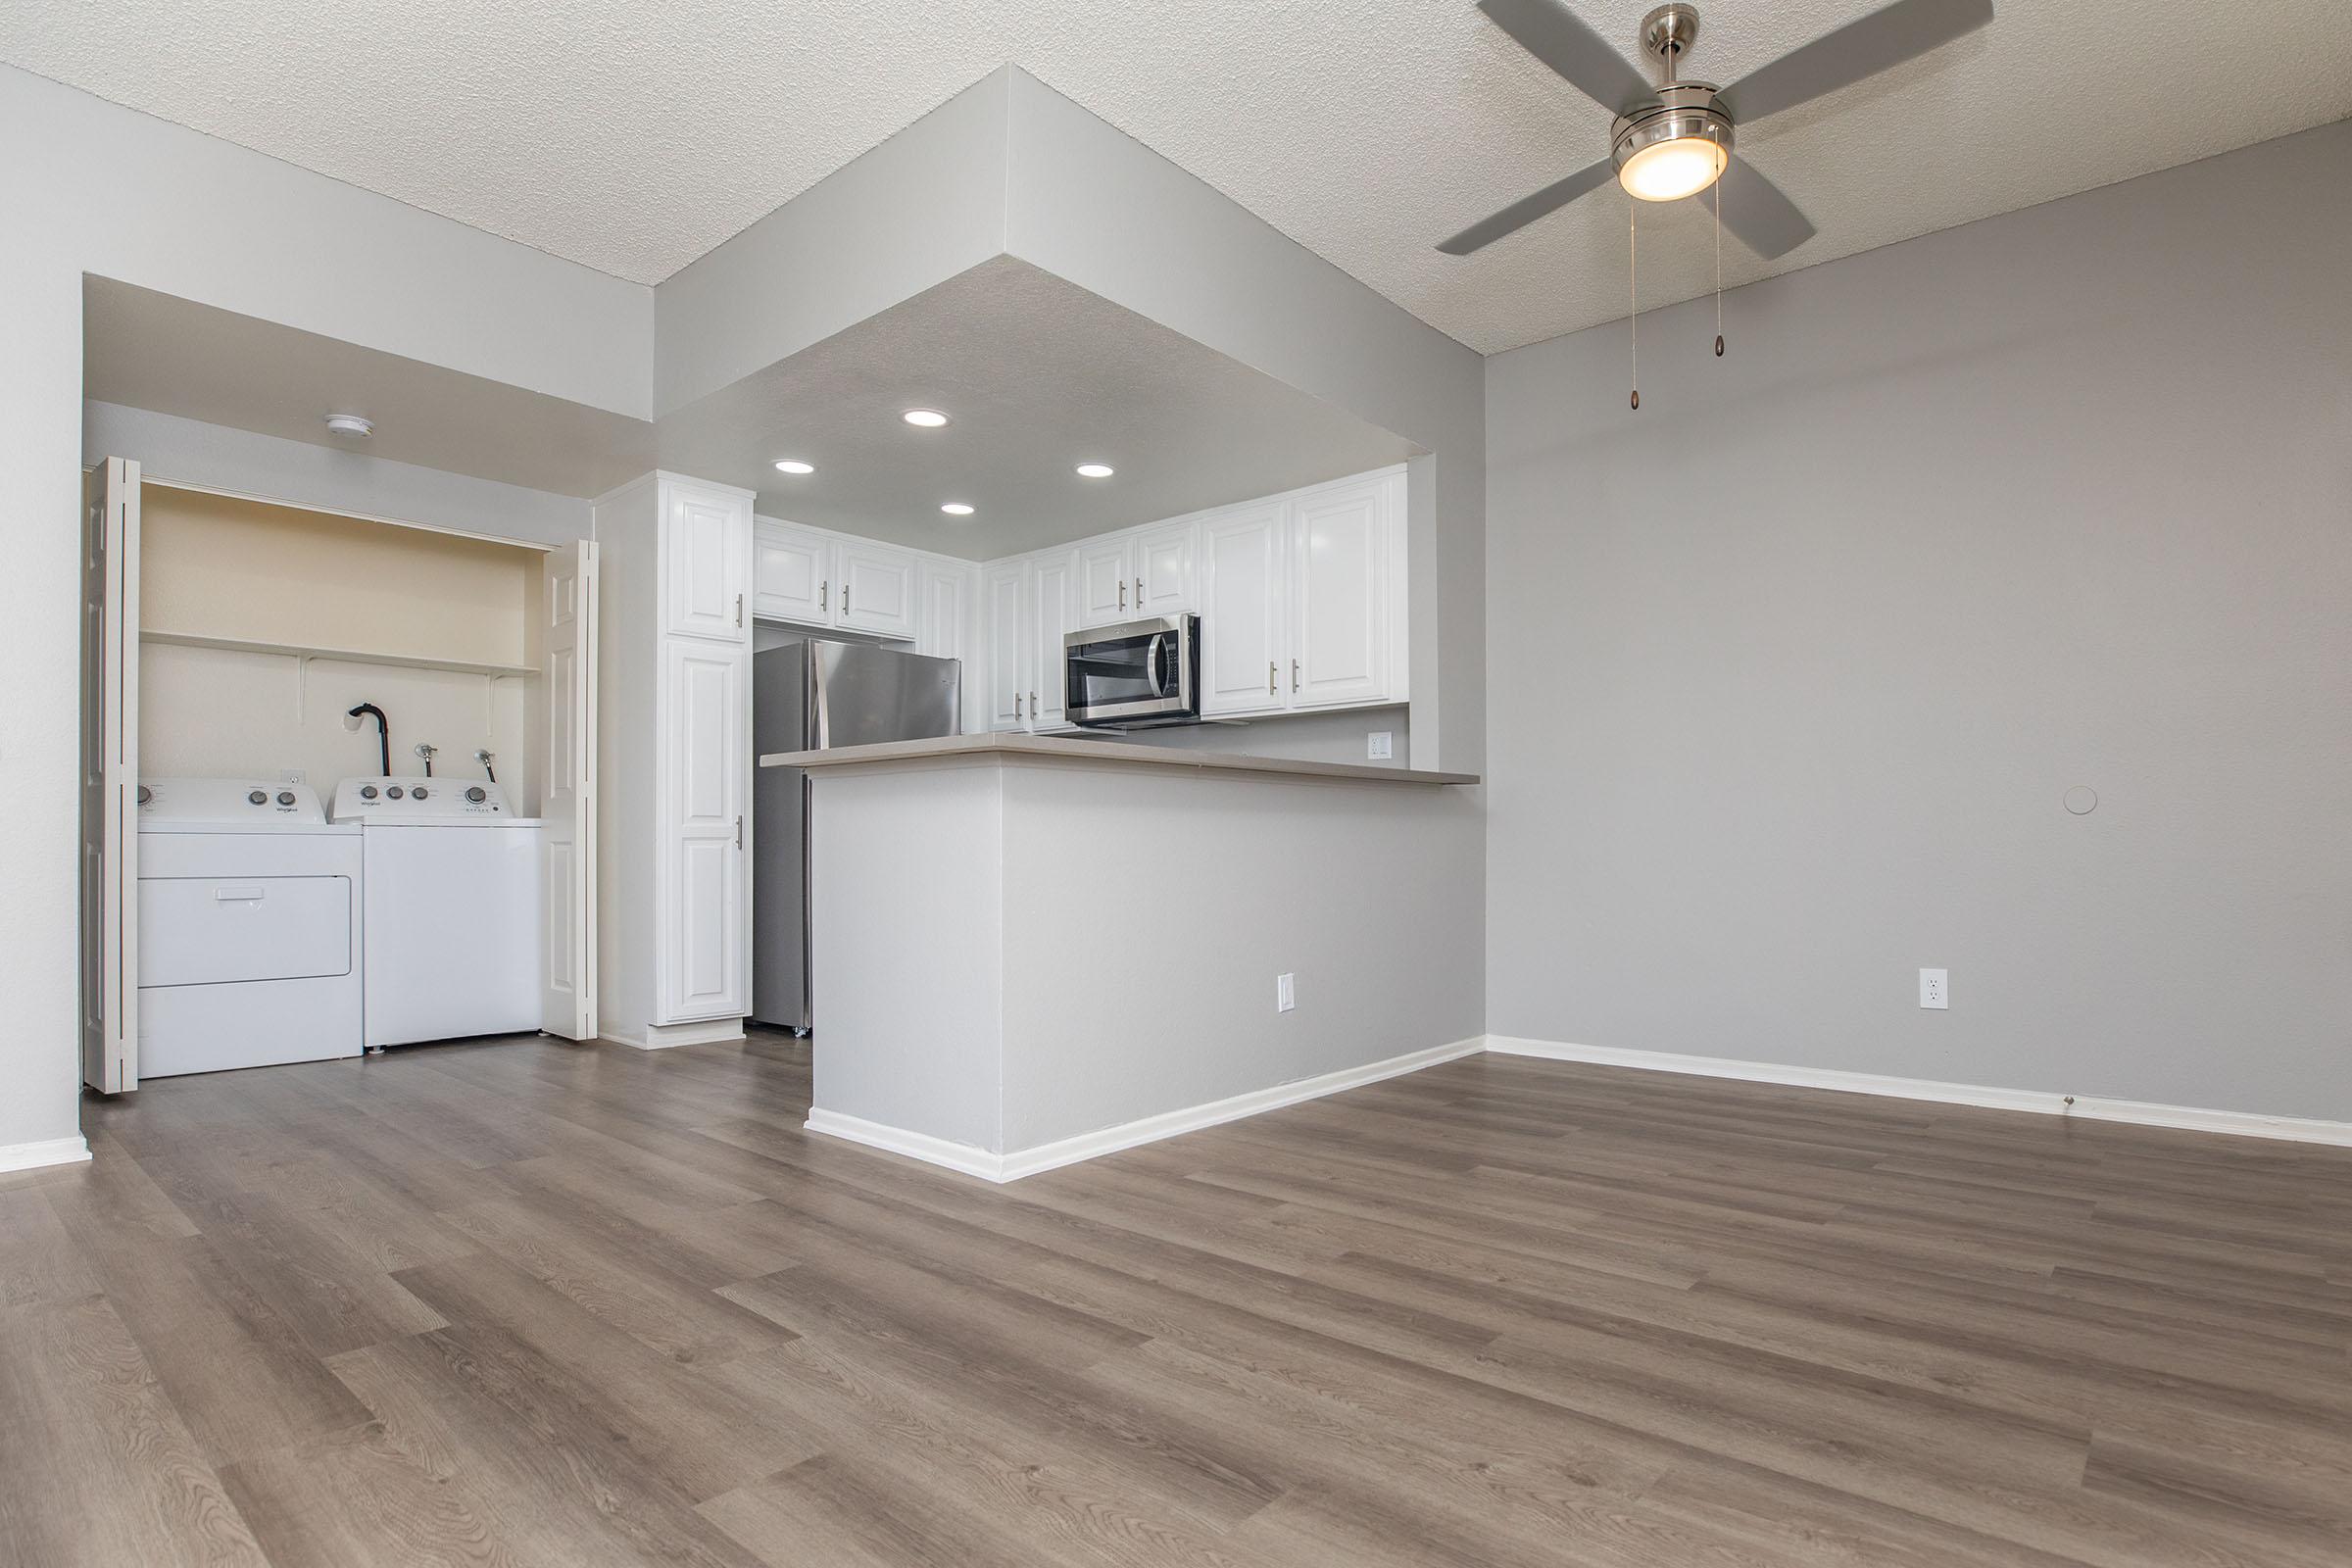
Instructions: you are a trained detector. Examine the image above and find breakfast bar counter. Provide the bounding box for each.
[761,733,1482,1181]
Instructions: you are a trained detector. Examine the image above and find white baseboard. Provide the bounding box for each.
[606,1017,747,1052]
[807,1036,1488,1183]
[0,1136,93,1174]
[1484,1036,2352,1148]
[803,1109,1008,1182]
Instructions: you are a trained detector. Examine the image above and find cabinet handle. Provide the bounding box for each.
[734,593,743,628]
[1015,692,1023,720]
[1293,659,1300,693]
[844,583,851,615]
[1119,580,1127,612]
[1268,661,1276,695]
[1030,690,1039,718]
[1135,576,1144,606]
[734,814,743,849]
[820,579,828,612]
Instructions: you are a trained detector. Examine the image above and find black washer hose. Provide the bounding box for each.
[346,704,389,775]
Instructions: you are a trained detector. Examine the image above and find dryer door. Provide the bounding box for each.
[138,875,354,987]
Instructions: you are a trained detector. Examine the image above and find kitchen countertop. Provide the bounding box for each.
[759,732,1478,786]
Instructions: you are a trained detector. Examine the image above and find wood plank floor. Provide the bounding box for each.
[6,1033,2351,1566]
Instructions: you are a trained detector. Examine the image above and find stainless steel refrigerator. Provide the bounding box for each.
[753,639,961,1032]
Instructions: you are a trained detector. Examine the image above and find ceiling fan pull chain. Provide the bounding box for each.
[1629,197,1640,411]
[1713,179,1725,358]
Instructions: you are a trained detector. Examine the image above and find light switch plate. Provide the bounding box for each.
[1920,968,1948,1009]
[1367,731,1393,761]
[1277,973,1296,1012]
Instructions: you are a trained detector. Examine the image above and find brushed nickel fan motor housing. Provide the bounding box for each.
[1641,4,1703,66]
[1610,83,1735,181]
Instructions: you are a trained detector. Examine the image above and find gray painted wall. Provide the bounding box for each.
[1000,761,1482,1151]
[1484,122,2352,1121]
[84,404,590,547]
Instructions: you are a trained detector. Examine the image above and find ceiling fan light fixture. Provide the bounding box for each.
[1612,95,1732,202]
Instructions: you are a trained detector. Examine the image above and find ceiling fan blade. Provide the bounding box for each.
[1715,158,1816,259]
[1477,0,1654,117]
[1438,159,1617,255]
[1716,0,1992,126]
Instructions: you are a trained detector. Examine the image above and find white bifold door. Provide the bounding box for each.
[540,539,600,1040]
[81,458,141,1092]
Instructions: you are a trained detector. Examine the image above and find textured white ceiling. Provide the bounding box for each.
[7,1,2349,354]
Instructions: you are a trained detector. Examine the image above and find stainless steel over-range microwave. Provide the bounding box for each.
[1065,614,1200,728]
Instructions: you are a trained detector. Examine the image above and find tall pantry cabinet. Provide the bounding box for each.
[592,472,755,1048]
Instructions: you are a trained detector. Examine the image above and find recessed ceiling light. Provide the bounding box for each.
[773,459,814,474]
[940,503,974,516]
[902,409,950,428]
[1075,463,1115,479]
[324,414,372,438]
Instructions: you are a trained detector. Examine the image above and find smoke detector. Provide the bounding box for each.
[324,414,373,438]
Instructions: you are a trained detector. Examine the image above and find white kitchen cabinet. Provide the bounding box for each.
[835,539,919,639]
[663,481,751,642]
[660,636,748,1020]
[983,553,1077,731]
[983,564,1026,731]
[753,519,830,624]
[1290,479,1392,709]
[1028,552,1075,730]
[1195,470,1404,717]
[915,563,965,661]
[1197,502,1288,715]
[593,471,755,1049]
[1075,538,1136,628]
[1135,522,1194,617]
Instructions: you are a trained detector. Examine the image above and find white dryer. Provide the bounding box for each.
[330,777,543,1048]
[136,778,364,1076]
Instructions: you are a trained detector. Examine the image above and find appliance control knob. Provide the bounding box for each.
[136,785,152,806]
[412,785,429,801]
[275,790,296,806]
[248,789,268,805]
[386,786,404,800]
[360,784,378,800]
[466,786,487,804]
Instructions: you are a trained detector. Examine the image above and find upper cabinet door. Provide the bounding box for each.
[1028,552,1075,730]
[1135,522,1194,617]
[835,540,919,640]
[1074,538,1134,628]
[1197,503,1287,715]
[982,564,1027,732]
[1290,479,1390,709]
[915,563,966,662]
[662,481,751,643]
[753,518,831,626]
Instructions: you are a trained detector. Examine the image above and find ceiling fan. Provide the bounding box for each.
[1439,0,1994,258]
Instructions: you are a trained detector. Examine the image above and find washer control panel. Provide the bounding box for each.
[330,776,513,819]
[138,778,326,824]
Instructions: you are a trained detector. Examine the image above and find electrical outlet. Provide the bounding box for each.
[1276,973,1297,1012]
[1920,968,1948,1009]
[280,769,306,784]
[1367,731,1393,761]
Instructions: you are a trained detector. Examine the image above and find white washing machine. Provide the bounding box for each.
[136,778,364,1076]
[330,776,543,1048]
